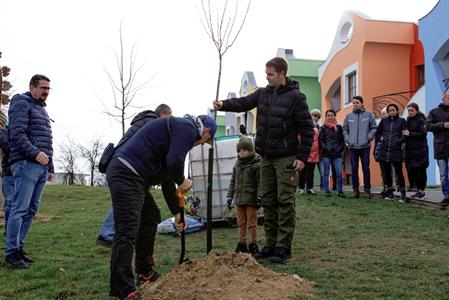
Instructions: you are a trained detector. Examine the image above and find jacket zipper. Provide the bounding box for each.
[356,113,360,148]
[387,118,393,162]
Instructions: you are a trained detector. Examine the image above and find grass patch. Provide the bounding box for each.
[0,186,448,299]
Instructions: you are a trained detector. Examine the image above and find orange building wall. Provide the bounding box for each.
[409,25,425,93]
[363,42,412,115]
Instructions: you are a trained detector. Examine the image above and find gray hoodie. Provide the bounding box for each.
[343,108,377,149]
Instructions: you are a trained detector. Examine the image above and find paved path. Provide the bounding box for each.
[340,186,448,210]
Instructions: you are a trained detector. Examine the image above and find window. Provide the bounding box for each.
[346,72,357,104]
[416,65,425,88]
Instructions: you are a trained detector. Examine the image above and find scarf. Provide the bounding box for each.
[324,118,338,131]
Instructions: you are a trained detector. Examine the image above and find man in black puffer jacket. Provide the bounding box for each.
[214,57,314,263]
[5,74,54,269]
[427,91,449,206]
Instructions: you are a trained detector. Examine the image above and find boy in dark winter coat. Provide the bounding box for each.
[227,136,261,256]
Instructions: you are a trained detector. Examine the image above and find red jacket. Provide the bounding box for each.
[307,126,320,163]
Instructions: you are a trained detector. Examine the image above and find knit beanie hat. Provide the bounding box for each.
[236,136,254,152]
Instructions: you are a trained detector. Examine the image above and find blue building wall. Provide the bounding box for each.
[419,0,449,184]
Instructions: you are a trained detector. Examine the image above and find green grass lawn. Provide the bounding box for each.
[1,185,449,299]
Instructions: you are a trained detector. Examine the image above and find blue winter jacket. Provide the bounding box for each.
[114,116,200,185]
[8,92,54,173]
[0,127,12,176]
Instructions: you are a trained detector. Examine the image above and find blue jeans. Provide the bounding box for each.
[437,159,449,199]
[321,157,343,193]
[99,208,115,241]
[349,148,371,190]
[5,160,48,255]
[2,175,15,233]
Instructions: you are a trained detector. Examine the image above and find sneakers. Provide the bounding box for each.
[118,291,143,300]
[234,242,248,253]
[254,246,274,260]
[3,251,29,269]
[137,270,160,285]
[411,191,426,200]
[325,191,332,198]
[384,188,394,200]
[337,192,346,198]
[380,186,387,197]
[19,248,34,263]
[306,189,316,196]
[270,247,292,263]
[399,191,408,203]
[96,236,113,248]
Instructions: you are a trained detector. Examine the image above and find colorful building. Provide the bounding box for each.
[224,71,258,136]
[319,10,424,185]
[277,48,324,111]
[419,0,449,185]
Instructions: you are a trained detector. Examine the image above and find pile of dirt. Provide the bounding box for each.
[142,251,313,300]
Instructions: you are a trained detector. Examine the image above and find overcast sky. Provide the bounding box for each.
[1,0,438,172]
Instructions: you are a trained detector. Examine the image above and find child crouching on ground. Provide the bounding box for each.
[227,136,261,256]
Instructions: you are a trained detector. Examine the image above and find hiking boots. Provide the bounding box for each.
[270,247,292,263]
[234,242,248,253]
[3,251,29,269]
[19,248,34,263]
[254,246,274,260]
[96,236,113,248]
[137,270,160,285]
[248,243,259,256]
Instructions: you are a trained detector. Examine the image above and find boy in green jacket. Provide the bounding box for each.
[227,136,261,255]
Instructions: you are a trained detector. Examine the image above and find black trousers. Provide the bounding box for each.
[408,166,427,191]
[106,158,160,298]
[380,161,405,190]
[298,162,316,190]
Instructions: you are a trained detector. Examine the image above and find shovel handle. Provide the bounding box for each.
[176,189,187,265]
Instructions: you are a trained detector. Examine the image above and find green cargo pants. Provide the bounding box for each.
[260,156,297,249]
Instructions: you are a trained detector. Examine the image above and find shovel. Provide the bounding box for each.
[175,189,189,264]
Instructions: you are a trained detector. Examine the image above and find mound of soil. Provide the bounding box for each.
[142,251,313,300]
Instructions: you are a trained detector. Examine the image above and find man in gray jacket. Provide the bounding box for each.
[343,96,377,198]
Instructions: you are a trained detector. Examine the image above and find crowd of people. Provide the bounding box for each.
[1,58,449,300]
[296,92,449,208]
